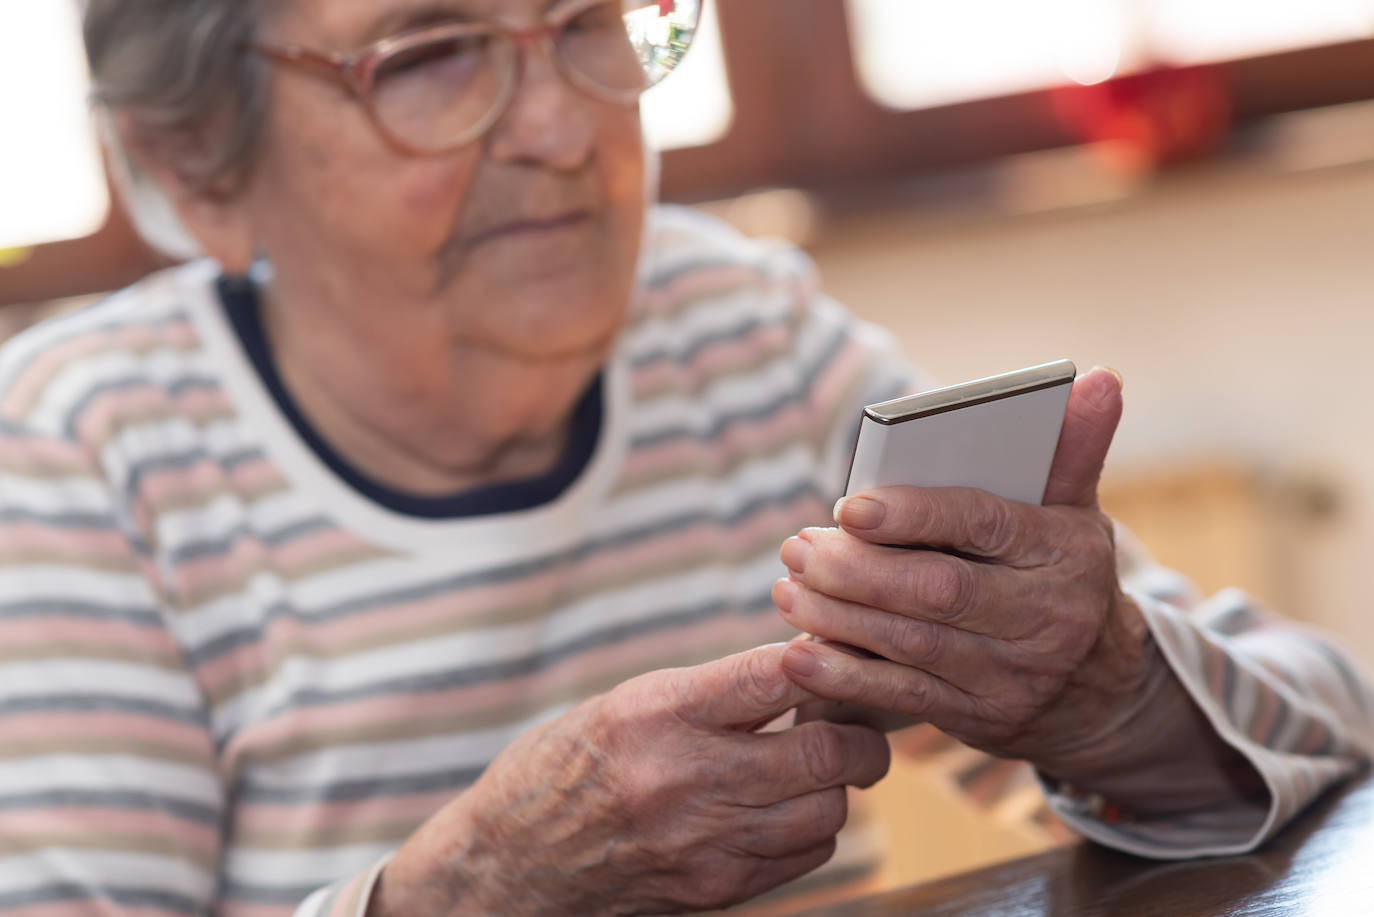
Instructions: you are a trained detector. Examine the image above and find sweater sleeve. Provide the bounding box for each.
[0,419,397,916]
[1042,527,1374,858]
[0,419,225,914]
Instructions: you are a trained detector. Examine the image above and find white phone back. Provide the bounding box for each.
[845,380,1073,506]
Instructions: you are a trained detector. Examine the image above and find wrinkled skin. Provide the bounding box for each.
[371,645,890,916]
[776,369,1149,770]
[776,369,1267,816]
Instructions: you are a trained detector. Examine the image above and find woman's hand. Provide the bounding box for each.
[369,644,891,916]
[773,369,1152,775]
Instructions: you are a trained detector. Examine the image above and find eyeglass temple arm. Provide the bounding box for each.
[250,44,361,92]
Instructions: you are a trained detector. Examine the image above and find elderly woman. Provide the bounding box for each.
[1,0,1371,914]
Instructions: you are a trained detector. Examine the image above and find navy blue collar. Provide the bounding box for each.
[216,276,603,520]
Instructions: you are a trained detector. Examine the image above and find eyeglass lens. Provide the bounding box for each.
[368,0,701,152]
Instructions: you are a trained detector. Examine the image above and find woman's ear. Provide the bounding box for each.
[111,111,257,275]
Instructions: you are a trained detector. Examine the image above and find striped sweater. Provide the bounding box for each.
[0,207,1370,916]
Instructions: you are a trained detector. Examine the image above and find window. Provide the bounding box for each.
[6,0,1374,293]
[641,0,734,150]
[1147,0,1374,64]
[0,0,107,251]
[847,0,1374,110]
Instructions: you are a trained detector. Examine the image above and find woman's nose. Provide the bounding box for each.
[486,36,597,172]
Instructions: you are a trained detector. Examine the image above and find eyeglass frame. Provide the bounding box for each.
[248,0,676,157]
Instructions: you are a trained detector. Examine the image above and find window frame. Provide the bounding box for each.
[658,0,1374,201]
[5,0,1374,306]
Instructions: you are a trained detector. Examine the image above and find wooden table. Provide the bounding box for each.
[799,771,1374,916]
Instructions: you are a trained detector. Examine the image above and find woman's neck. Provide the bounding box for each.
[260,286,607,498]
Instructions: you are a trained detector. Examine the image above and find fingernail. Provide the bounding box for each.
[772,577,798,614]
[782,644,822,678]
[835,496,885,531]
[1092,365,1124,392]
[780,536,812,574]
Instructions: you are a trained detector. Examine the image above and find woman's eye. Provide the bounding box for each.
[378,37,482,80]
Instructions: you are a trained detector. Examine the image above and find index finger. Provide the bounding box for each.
[728,721,891,806]
[679,644,823,730]
[831,485,1048,564]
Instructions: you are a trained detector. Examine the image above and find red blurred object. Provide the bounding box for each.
[657,0,675,14]
[1051,65,1232,175]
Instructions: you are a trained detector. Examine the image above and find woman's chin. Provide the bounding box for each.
[454,302,626,363]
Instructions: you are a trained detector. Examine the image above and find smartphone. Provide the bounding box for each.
[844,359,1077,505]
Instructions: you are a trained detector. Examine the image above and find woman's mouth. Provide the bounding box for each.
[467,210,594,248]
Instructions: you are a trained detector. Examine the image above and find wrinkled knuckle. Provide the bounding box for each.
[887,614,937,664]
[923,557,973,621]
[890,675,930,717]
[620,669,687,727]
[800,725,848,787]
[737,651,791,712]
[972,499,1019,556]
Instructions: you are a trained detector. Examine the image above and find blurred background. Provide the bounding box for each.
[3,0,1374,890]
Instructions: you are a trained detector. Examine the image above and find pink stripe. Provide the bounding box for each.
[630,322,792,396]
[806,334,867,417]
[271,528,376,570]
[222,606,788,768]
[135,455,285,511]
[73,386,173,445]
[1205,638,1228,701]
[1,807,217,852]
[221,905,294,917]
[0,522,131,562]
[571,499,819,587]
[0,711,210,756]
[622,336,865,483]
[1295,716,1333,756]
[641,264,763,317]
[237,788,450,834]
[0,433,90,469]
[1291,761,1312,804]
[174,528,374,600]
[196,499,820,699]
[1,319,197,419]
[4,905,185,917]
[196,578,554,698]
[621,400,810,479]
[176,387,236,423]
[136,555,163,590]
[690,324,791,377]
[631,360,678,395]
[175,538,267,597]
[137,457,226,507]
[0,617,177,657]
[228,458,288,495]
[1246,680,1282,744]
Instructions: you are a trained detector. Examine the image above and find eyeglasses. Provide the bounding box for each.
[250,0,701,156]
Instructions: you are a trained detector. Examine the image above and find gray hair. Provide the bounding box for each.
[82,0,269,259]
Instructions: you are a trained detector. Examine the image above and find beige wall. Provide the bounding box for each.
[807,159,1374,665]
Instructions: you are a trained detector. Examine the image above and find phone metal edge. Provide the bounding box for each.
[862,359,1077,427]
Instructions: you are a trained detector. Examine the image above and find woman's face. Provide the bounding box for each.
[242,0,648,361]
